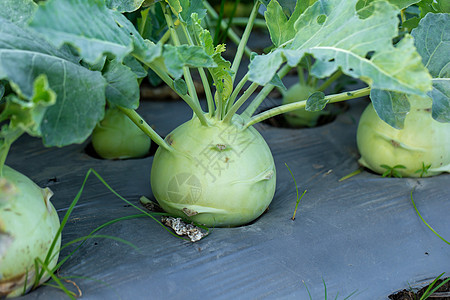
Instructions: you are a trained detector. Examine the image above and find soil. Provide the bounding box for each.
[389,278,450,300]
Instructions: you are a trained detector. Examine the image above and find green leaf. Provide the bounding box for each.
[102,60,140,109]
[264,0,305,47]
[210,52,233,103]
[370,89,410,129]
[412,14,449,78]
[261,0,316,14]
[0,0,37,27]
[165,0,182,14]
[0,18,107,146]
[190,13,214,54]
[269,73,286,90]
[412,13,450,122]
[401,16,420,30]
[105,0,146,12]
[174,78,188,95]
[1,75,56,137]
[179,0,206,24]
[162,44,216,78]
[417,0,450,16]
[189,13,232,102]
[123,56,147,78]
[30,0,160,64]
[250,0,432,97]
[305,92,327,112]
[429,79,450,122]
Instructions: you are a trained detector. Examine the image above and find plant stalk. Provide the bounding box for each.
[243,64,292,117]
[230,1,261,82]
[317,70,343,92]
[180,22,215,117]
[118,107,173,152]
[222,17,267,28]
[297,66,305,86]
[137,55,208,125]
[223,81,259,123]
[162,4,204,117]
[0,129,23,177]
[243,86,371,128]
[225,73,249,113]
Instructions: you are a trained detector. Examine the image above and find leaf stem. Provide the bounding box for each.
[225,73,249,113]
[223,81,259,123]
[317,70,343,92]
[203,1,252,58]
[162,4,204,118]
[243,64,291,117]
[222,17,267,28]
[244,86,370,128]
[179,22,215,117]
[118,107,173,152]
[297,66,305,86]
[215,90,224,120]
[143,60,209,125]
[158,28,172,45]
[230,1,260,82]
[0,129,23,177]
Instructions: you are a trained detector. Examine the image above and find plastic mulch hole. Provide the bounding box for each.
[388,277,450,300]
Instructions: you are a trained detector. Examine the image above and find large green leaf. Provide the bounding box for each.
[29,0,159,64]
[106,0,146,12]
[0,18,107,146]
[102,60,140,109]
[249,0,432,98]
[0,0,37,27]
[412,13,449,122]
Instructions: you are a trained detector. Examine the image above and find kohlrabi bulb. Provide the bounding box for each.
[356,96,450,177]
[282,83,329,128]
[0,166,61,298]
[92,107,151,159]
[151,115,276,227]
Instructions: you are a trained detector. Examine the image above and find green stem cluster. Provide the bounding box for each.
[125,2,373,151]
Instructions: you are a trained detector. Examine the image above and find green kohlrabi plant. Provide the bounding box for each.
[356,13,450,177]
[0,62,62,296]
[0,0,445,229]
[0,166,60,298]
[91,107,151,159]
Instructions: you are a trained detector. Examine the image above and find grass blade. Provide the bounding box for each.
[411,189,450,245]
